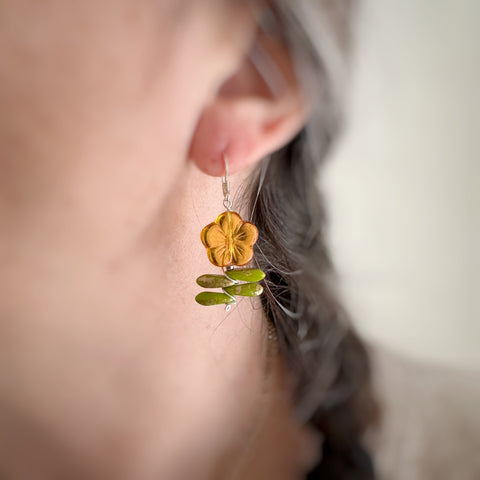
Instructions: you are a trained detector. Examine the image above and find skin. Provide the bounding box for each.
[0,0,309,478]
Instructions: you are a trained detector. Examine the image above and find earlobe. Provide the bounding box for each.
[187,98,260,177]
[188,35,308,177]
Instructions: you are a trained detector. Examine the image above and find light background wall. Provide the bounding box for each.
[323,0,480,368]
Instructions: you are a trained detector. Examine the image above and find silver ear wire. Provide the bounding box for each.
[222,266,238,313]
[222,154,233,211]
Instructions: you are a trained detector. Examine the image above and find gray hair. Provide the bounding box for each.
[243,1,379,478]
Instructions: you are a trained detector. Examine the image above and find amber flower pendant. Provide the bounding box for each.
[195,155,265,309]
[201,211,258,267]
[196,210,265,308]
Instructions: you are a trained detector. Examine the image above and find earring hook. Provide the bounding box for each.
[222,154,233,211]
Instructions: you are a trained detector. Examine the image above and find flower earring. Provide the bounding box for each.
[195,155,266,310]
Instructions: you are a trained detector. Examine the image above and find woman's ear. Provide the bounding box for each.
[188,33,308,176]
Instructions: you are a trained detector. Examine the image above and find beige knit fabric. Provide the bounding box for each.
[370,346,480,480]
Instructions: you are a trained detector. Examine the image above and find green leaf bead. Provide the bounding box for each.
[195,292,236,306]
[223,282,264,297]
[196,274,235,288]
[225,268,266,283]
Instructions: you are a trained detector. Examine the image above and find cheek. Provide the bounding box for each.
[0,0,258,246]
[0,0,221,258]
[0,2,267,475]
[0,243,268,477]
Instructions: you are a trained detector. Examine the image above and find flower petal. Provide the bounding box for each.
[234,222,258,246]
[232,243,254,266]
[201,223,225,248]
[207,246,233,267]
[217,211,243,236]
